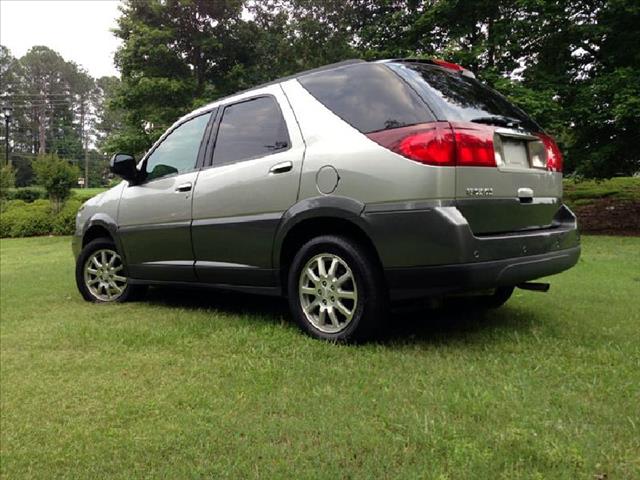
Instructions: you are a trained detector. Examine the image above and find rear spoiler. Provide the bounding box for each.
[380,58,476,78]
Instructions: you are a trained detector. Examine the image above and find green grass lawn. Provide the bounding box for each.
[1,236,639,479]
[71,187,108,196]
[71,187,108,203]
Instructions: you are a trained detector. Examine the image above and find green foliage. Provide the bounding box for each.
[0,199,52,237]
[32,154,80,212]
[1,45,116,188]
[4,187,46,203]
[4,0,635,178]
[0,187,106,237]
[563,177,640,206]
[0,197,82,237]
[51,198,82,235]
[104,0,640,177]
[10,155,35,187]
[0,164,16,199]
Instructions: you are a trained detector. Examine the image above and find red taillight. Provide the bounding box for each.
[366,122,455,166]
[538,133,563,172]
[367,121,496,168]
[396,123,456,166]
[451,123,496,167]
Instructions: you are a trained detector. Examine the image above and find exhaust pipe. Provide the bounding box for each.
[517,282,550,292]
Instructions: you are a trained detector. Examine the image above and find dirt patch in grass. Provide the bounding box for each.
[572,198,640,236]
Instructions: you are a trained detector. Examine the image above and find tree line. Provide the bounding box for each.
[2,0,639,180]
[0,45,119,187]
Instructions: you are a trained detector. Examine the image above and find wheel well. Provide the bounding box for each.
[279,217,383,287]
[82,225,113,247]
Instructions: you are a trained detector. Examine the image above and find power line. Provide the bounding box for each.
[1,93,78,97]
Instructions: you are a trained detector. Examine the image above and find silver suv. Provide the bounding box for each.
[73,59,580,341]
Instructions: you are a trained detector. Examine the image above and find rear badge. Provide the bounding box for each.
[466,187,494,197]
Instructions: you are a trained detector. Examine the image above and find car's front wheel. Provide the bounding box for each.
[75,238,146,303]
[287,235,387,342]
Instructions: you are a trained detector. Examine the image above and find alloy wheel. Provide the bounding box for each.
[83,249,127,301]
[298,253,358,333]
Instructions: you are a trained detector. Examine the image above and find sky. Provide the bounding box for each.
[0,0,122,78]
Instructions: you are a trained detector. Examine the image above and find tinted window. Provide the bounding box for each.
[298,63,434,133]
[144,113,210,181]
[212,96,290,167]
[388,62,540,132]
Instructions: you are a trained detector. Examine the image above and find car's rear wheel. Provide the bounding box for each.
[475,286,515,309]
[287,235,387,342]
[76,238,146,303]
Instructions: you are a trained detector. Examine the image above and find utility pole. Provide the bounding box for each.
[80,96,89,188]
[3,106,12,166]
[37,105,46,155]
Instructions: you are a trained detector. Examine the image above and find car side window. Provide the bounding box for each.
[212,96,290,167]
[144,113,211,182]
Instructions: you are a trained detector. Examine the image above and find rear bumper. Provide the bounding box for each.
[385,245,580,300]
[362,202,581,300]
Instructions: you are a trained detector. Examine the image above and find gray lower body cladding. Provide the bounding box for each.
[362,202,580,300]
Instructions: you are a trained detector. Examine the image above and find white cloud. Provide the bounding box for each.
[0,0,122,78]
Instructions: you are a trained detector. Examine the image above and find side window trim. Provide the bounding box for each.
[139,109,215,185]
[204,94,291,169]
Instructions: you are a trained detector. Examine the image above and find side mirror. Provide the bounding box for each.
[110,153,139,184]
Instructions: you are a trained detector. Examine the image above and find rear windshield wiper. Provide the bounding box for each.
[470,115,522,128]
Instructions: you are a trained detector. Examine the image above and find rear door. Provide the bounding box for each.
[388,62,563,235]
[191,86,304,286]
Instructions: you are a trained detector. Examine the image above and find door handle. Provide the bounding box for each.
[175,182,193,192]
[269,161,293,174]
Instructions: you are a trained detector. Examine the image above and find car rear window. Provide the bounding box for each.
[298,63,434,134]
[387,62,540,132]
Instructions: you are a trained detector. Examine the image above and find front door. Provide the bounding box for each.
[118,112,212,281]
[191,87,305,287]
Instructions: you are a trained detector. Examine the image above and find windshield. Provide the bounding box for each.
[387,62,541,132]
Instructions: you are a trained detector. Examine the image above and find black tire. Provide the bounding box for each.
[475,286,515,309]
[287,235,388,342]
[75,238,147,303]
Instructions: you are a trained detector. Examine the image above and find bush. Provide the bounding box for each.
[0,197,82,237]
[52,198,82,235]
[0,164,16,199]
[33,154,80,213]
[5,187,47,203]
[0,200,52,237]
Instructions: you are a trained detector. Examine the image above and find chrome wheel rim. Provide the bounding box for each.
[84,249,127,301]
[298,253,358,334]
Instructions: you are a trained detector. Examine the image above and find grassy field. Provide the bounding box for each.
[1,236,639,479]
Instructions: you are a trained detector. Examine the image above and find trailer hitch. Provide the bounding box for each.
[517,282,550,292]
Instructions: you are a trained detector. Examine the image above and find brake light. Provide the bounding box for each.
[538,133,563,172]
[366,121,496,168]
[432,59,465,72]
